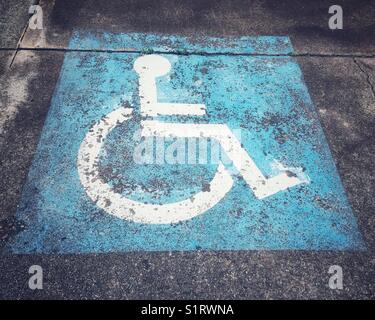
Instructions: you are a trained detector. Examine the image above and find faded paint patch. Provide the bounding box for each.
[4,33,365,253]
[68,31,293,54]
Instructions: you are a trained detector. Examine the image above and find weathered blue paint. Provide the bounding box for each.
[4,32,364,253]
[69,31,293,54]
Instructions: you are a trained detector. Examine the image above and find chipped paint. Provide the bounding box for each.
[4,32,364,253]
[68,31,293,55]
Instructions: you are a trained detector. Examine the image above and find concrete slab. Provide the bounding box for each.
[298,57,375,252]
[0,51,12,75]
[0,47,374,298]
[0,0,31,48]
[0,50,65,246]
[0,0,374,300]
[21,0,375,55]
[0,251,373,299]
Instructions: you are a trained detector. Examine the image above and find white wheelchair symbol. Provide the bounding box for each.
[77,55,308,224]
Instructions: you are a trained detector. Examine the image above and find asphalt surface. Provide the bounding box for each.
[0,0,30,48]
[0,0,374,299]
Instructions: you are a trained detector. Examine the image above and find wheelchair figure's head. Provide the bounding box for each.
[134,54,171,78]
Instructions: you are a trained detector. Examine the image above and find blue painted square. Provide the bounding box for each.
[5,32,364,253]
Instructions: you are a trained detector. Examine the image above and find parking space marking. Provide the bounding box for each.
[5,33,364,253]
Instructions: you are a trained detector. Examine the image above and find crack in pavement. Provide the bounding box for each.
[8,22,30,69]
[353,57,375,99]
[1,47,375,58]
[339,57,375,155]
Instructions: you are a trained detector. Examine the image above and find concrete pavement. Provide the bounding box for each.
[0,0,374,299]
